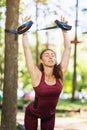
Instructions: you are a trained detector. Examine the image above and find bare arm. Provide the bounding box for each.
[22,28,41,88]
[60,31,71,74]
[60,16,71,74]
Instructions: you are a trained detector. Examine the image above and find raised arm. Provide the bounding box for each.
[60,17,71,74]
[22,16,41,87]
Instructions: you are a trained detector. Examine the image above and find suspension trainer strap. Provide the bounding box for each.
[5,29,18,40]
[5,20,72,35]
[17,21,33,34]
[5,29,17,34]
[55,20,72,31]
[38,26,58,31]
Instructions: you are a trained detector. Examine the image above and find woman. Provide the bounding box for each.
[22,16,71,130]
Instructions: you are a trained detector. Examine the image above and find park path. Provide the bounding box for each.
[17,111,87,130]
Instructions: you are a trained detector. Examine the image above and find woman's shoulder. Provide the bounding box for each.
[33,72,44,88]
[56,78,63,87]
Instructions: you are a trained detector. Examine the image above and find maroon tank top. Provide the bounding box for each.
[29,72,63,118]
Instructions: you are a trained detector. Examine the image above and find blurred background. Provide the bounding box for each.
[0,0,87,130]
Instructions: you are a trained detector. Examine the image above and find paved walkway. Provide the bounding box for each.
[17,111,87,130]
[54,116,87,130]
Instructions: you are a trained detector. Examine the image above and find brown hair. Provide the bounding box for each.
[39,49,63,82]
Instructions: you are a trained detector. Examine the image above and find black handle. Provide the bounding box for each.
[17,21,33,34]
[55,20,72,31]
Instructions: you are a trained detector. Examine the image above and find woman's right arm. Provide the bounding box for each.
[22,32,41,87]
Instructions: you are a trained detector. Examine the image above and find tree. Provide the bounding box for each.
[34,0,47,65]
[1,0,20,130]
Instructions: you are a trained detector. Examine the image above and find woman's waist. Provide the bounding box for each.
[29,102,55,118]
[34,96,58,109]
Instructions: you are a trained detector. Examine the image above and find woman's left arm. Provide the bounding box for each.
[60,30,71,74]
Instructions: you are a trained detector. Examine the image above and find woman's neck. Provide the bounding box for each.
[44,67,53,77]
[43,67,56,85]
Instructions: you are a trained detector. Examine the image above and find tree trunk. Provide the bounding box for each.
[1,0,20,130]
[72,43,77,101]
[72,0,78,101]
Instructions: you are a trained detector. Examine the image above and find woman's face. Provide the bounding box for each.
[41,50,56,67]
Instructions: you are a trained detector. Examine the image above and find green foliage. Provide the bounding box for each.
[0,0,6,7]
[0,0,6,89]
[57,98,87,110]
[77,71,87,91]
[0,29,5,89]
[18,51,32,91]
[34,0,47,4]
[76,35,87,91]
[63,71,72,93]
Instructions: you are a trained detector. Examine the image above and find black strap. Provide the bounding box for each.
[5,20,72,35]
[33,97,38,109]
[5,29,18,40]
[38,26,58,31]
[5,29,17,34]
[55,20,72,31]
[17,21,33,34]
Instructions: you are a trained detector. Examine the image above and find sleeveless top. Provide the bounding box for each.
[29,72,63,118]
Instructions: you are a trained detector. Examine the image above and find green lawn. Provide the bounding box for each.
[55,98,87,117]
[57,98,87,110]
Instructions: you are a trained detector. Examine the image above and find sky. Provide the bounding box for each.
[21,0,87,33]
[20,0,87,63]
[0,0,87,33]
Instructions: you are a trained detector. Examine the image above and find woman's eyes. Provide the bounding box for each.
[51,54,55,57]
[44,54,55,57]
[45,54,49,57]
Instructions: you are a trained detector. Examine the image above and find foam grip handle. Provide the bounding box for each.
[17,21,33,34]
[55,20,72,31]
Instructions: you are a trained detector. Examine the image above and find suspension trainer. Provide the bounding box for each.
[5,19,72,35]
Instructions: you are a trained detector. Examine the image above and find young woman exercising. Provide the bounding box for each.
[22,16,71,130]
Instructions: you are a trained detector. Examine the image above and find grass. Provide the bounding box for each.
[56,98,87,117]
[57,98,87,110]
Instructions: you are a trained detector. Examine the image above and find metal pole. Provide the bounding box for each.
[72,0,78,101]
